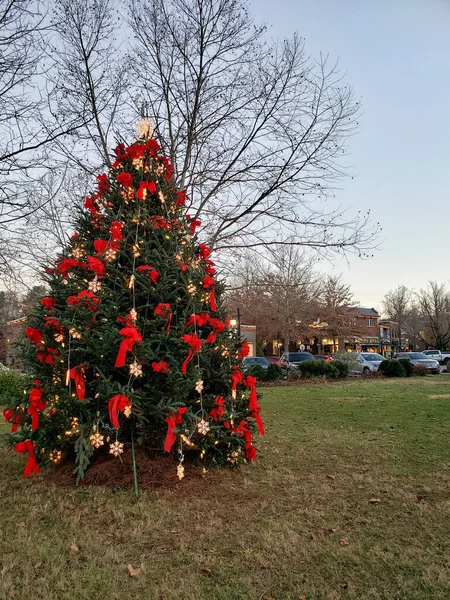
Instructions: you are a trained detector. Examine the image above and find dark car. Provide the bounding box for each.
[242,357,270,372]
[279,351,316,371]
[266,356,281,365]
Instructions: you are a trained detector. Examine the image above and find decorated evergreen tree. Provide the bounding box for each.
[5,121,263,482]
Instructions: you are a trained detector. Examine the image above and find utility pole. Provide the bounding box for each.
[237,307,241,338]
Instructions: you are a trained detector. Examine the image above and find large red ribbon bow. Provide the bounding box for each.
[231,366,244,391]
[68,365,86,401]
[115,326,142,367]
[27,382,46,430]
[243,376,264,436]
[136,265,160,284]
[180,333,202,374]
[205,317,225,344]
[25,326,44,345]
[15,440,40,477]
[108,394,132,428]
[154,303,172,334]
[209,396,225,421]
[164,407,187,452]
[3,407,23,432]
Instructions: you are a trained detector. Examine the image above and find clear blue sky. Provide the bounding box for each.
[255,0,450,312]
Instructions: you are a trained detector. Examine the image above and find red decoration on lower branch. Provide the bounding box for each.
[28,382,46,430]
[164,407,187,452]
[15,441,40,477]
[68,366,86,401]
[108,394,132,429]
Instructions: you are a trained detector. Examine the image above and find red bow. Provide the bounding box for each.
[86,256,106,277]
[97,173,109,194]
[109,221,123,241]
[115,326,143,367]
[57,258,80,277]
[209,396,225,421]
[206,317,225,344]
[84,195,100,217]
[154,303,172,333]
[180,333,202,374]
[27,383,46,430]
[41,297,55,310]
[187,216,201,233]
[67,290,100,311]
[136,180,157,200]
[108,394,132,428]
[185,313,209,328]
[164,407,187,452]
[3,407,23,432]
[152,360,170,374]
[68,366,86,401]
[243,375,258,411]
[233,420,257,461]
[176,190,188,206]
[116,172,133,187]
[238,341,250,358]
[15,441,40,477]
[36,346,58,365]
[202,276,216,311]
[136,265,160,284]
[26,326,44,345]
[231,366,244,391]
[197,243,211,260]
[94,239,119,254]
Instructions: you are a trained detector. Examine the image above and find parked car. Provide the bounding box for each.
[334,352,385,375]
[242,357,270,372]
[279,352,316,371]
[393,352,440,374]
[266,356,280,365]
[422,349,450,367]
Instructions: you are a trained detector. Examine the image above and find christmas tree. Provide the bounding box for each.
[5,120,263,483]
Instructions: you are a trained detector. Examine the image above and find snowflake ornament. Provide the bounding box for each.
[109,441,124,457]
[197,419,210,435]
[195,380,204,393]
[177,463,185,480]
[90,432,104,449]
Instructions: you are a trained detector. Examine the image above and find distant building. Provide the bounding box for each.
[0,317,26,365]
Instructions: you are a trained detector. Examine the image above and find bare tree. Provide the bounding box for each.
[129,0,378,257]
[225,247,321,351]
[382,285,412,341]
[416,281,450,349]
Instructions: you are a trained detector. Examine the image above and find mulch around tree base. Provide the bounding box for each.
[46,445,205,490]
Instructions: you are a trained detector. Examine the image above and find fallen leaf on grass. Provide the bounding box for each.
[299,596,307,600]
[97,506,104,514]
[326,475,336,480]
[310,534,317,541]
[316,528,336,536]
[368,498,381,504]
[33,561,42,569]
[69,543,79,553]
[200,566,211,575]
[360,467,369,473]
[16,521,26,528]
[339,537,349,546]
[127,564,141,577]
[8,588,15,597]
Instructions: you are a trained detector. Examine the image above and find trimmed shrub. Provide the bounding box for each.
[379,360,406,377]
[246,364,267,381]
[332,360,349,378]
[266,364,283,381]
[297,360,340,379]
[413,364,428,376]
[0,371,27,404]
[398,359,414,377]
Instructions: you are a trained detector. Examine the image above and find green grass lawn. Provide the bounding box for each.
[1,377,450,600]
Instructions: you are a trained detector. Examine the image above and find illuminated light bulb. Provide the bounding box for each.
[132,244,140,257]
[195,380,204,393]
[158,191,166,203]
[69,328,82,339]
[129,308,138,321]
[124,405,132,418]
[187,283,197,295]
[128,274,136,289]
[49,450,62,464]
[65,370,70,386]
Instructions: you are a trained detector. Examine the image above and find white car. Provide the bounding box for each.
[334,352,385,375]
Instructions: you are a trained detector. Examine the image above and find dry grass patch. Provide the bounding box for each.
[1,377,450,599]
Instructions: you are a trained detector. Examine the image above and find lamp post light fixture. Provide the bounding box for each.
[229,308,241,337]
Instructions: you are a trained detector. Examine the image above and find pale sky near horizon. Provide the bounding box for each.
[254,0,450,313]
